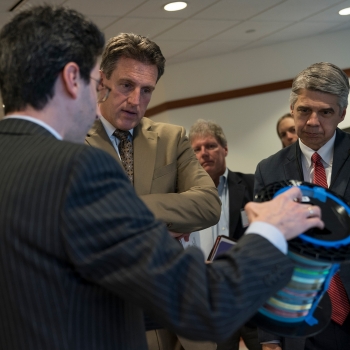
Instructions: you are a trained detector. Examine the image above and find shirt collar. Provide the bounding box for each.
[99,115,134,137]
[3,115,62,140]
[299,131,335,168]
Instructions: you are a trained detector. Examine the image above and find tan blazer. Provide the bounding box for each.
[86,117,220,233]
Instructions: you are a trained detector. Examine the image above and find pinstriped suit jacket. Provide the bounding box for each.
[0,118,294,350]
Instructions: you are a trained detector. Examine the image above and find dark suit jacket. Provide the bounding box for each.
[255,128,350,350]
[227,170,254,241]
[86,118,220,233]
[0,118,295,350]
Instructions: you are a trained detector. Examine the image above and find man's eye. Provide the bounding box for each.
[143,89,151,95]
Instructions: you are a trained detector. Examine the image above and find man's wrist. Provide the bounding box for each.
[245,222,287,254]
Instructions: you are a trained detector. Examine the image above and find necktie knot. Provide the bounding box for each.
[311,152,322,164]
[113,129,130,141]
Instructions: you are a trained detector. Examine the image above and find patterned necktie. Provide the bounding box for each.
[311,152,350,325]
[113,129,134,184]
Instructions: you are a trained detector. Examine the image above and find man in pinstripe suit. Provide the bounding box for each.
[0,5,324,350]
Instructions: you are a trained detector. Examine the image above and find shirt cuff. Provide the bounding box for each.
[245,222,287,254]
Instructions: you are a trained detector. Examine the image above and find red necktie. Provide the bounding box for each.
[312,152,350,325]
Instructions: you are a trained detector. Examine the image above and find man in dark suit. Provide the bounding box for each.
[189,120,260,350]
[0,6,325,350]
[85,33,221,350]
[255,62,350,350]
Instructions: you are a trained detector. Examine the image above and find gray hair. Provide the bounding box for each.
[289,62,349,114]
[189,119,227,148]
[100,33,165,82]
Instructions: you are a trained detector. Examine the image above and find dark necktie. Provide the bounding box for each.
[113,129,134,184]
[312,152,350,325]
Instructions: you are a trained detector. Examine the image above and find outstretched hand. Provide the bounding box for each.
[245,187,324,240]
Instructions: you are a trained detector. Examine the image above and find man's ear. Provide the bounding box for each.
[290,105,294,115]
[99,70,107,86]
[340,108,346,121]
[61,62,81,99]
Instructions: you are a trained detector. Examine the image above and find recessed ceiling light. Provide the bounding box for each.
[339,7,350,15]
[164,2,187,12]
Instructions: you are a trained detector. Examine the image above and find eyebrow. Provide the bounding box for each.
[296,106,335,112]
[118,78,156,90]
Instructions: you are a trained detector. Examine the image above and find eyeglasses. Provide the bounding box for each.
[90,76,111,103]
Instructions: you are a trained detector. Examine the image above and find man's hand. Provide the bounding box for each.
[245,187,324,240]
[169,231,191,242]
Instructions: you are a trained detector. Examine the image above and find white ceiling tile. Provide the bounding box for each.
[319,20,350,33]
[103,17,181,41]
[0,0,23,12]
[194,0,285,21]
[155,19,239,41]
[254,0,347,21]
[211,20,291,41]
[307,0,350,21]
[0,0,350,66]
[152,40,199,59]
[88,15,119,31]
[167,39,248,64]
[64,0,147,16]
[127,0,219,19]
[254,20,346,44]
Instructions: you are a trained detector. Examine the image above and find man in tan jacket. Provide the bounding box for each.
[85,33,220,350]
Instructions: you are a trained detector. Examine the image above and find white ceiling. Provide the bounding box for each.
[1,0,350,65]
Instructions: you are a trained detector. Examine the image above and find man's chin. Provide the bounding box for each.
[116,117,141,131]
[202,164,214,173]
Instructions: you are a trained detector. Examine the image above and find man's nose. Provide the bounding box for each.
[307,112,320,126]
[196,147,207,159]
[127,89,140,106]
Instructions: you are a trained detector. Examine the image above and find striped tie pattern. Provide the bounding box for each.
[113,129,134,184]
[312,152,350,325]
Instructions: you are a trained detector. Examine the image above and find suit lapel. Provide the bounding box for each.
[86,120,122,165]
[133,119,157,195]
[330,129,350,197]
[283,143,304,181]
[228,171,245,239]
